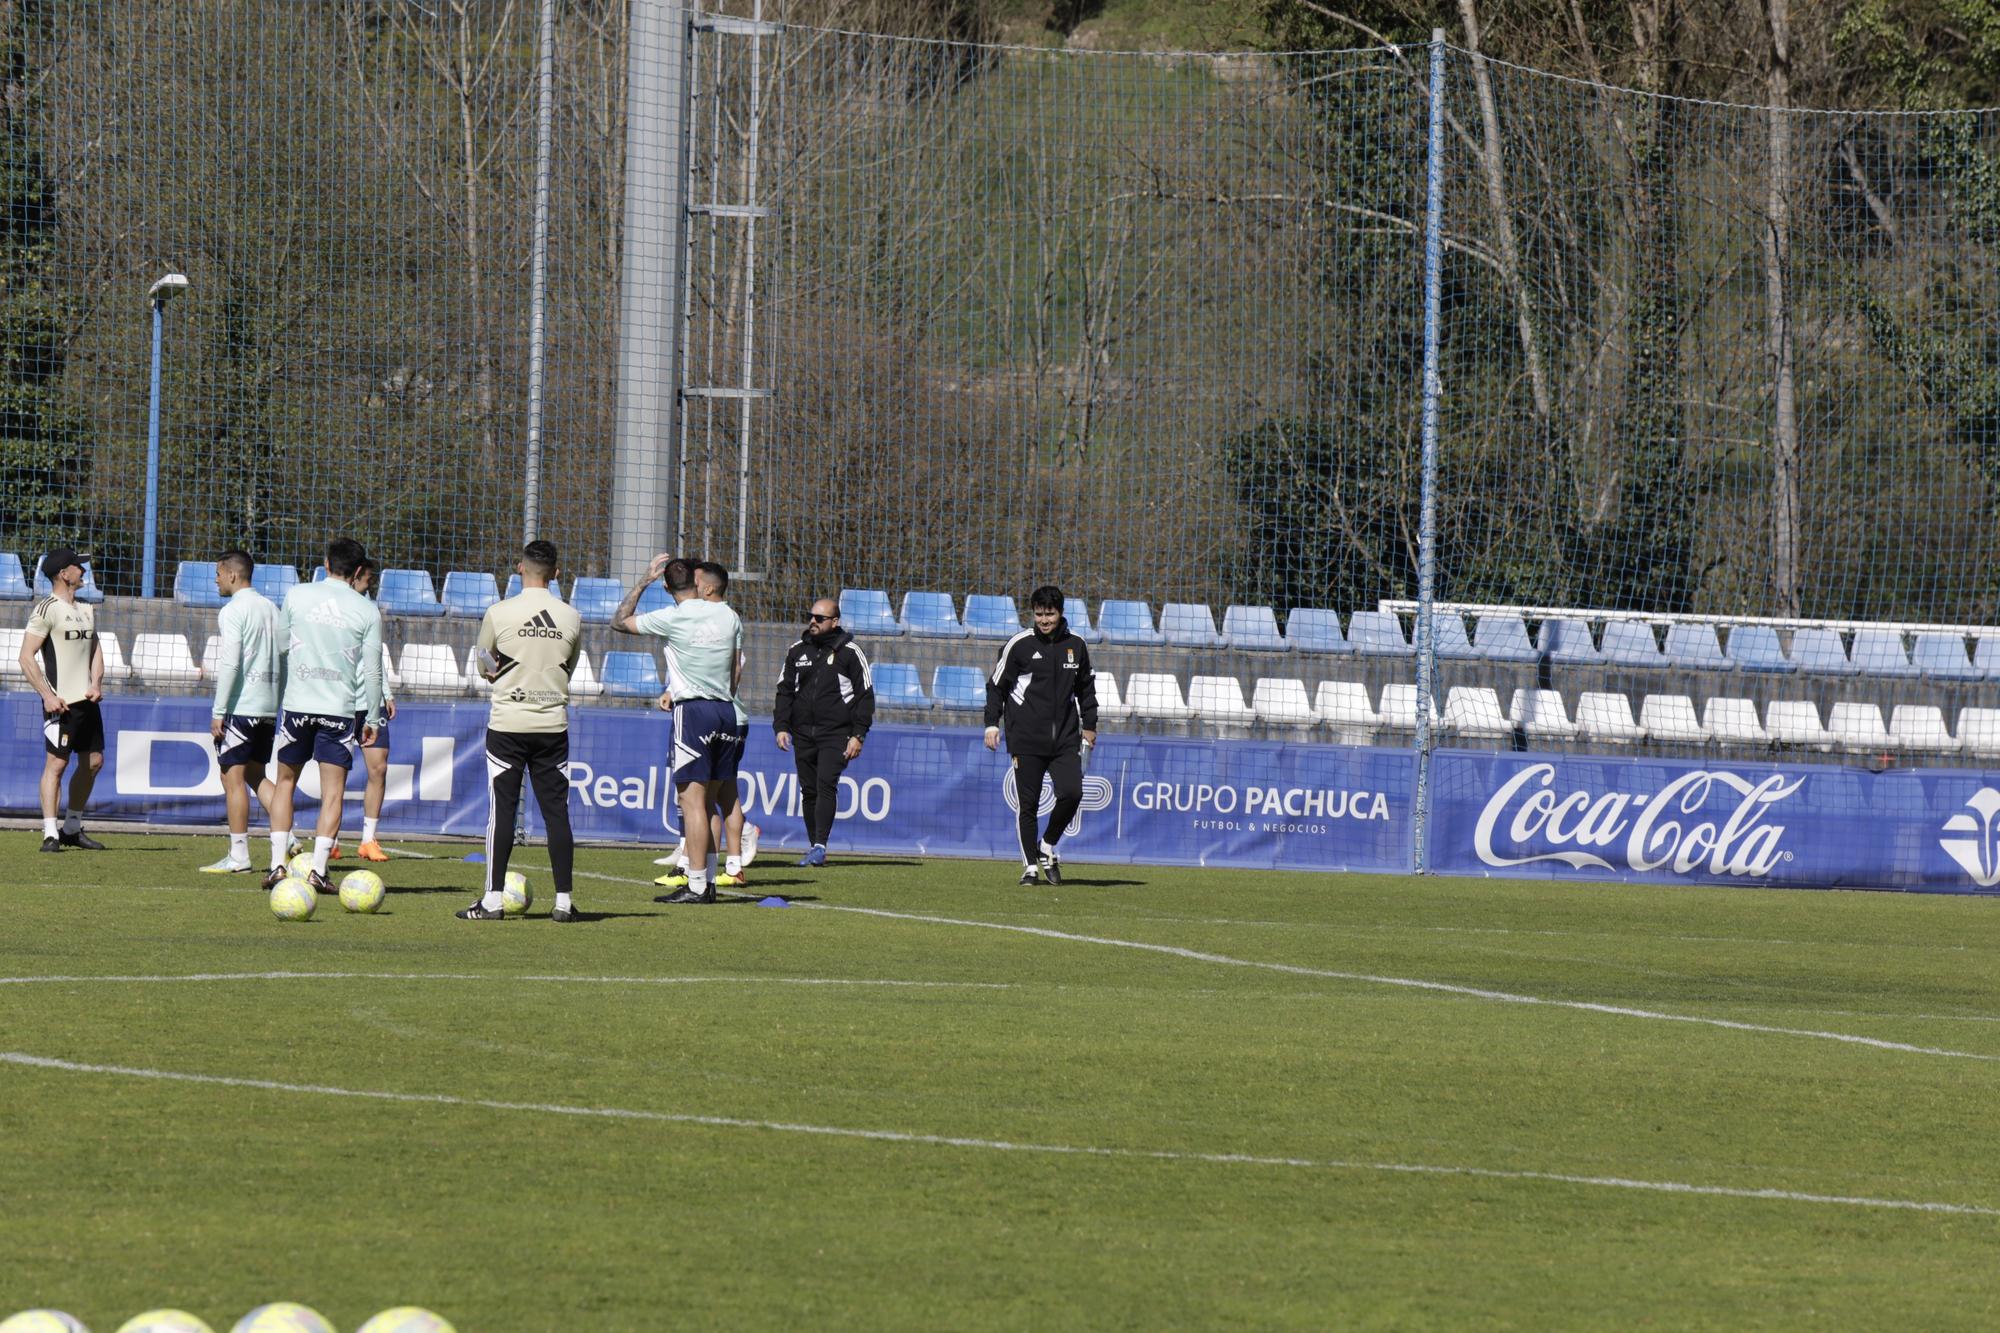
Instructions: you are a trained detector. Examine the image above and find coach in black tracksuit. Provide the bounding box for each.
[774,597,875,866]
[985,584,1099,886]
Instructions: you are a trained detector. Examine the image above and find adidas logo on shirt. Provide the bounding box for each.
[1030,650,1043,660]
[518,609,567,639]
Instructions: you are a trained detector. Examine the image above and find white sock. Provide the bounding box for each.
[229,833,249,862]
[62,809,80,835]
[555,892,573,912]
[1025,861,1038,874]
[42,817,57,839]
[482,889,504,911]
[725,855,742,877]
[361,817,379,843]
[689,868,709,894]
[313,836,334,876]
[1039,840,1057,859]
[270,830,291,870]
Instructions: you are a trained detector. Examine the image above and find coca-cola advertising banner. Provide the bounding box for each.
[1430,749,2000,892]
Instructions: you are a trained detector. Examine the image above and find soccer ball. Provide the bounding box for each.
[501,870,531,916]
[355,1311,455,1333]
[229,1306,333,1333]
[338,869,385,914]
[114,1315,213,1333]
[269,877,317,921]
[0,1313,90,1333]
[287,852,316,882]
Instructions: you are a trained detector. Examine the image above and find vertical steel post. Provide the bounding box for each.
[521,0,558,543]
[142,297,165,599]
[1412,31,1448,874]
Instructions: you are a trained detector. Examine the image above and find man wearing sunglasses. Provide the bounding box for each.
[772,597,874,867]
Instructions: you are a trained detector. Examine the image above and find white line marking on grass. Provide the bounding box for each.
[2,1049,1992,1219]
[0,970,1011,991]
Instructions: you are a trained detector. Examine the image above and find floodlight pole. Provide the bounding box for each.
[1411,33,1447,874]
[142,272,188,600]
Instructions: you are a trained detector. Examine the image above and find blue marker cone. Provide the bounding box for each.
[758,895,789,907]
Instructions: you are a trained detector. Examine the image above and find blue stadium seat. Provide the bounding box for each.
[1430,612,1477,660]
[1284,608,1350,654]
[840,588,902,636]
[1849,628,1918,677]
[873,662,930,709]
[1099,600,1164,645]
[1536,617,1598,664]
[1063,597,1103,643]
[252,564,298,602]
[1913,632,1981,681]
[1221,605,1288,651]
[1599,620,1664,667]
[964,594,1023,640]
[600,650,662,698]
[172,561,223,609]
[0,552,29,600]
[441,571,498,618]
[34,560,103,602]
[901,591,966,638]
[1472,614,1536,664]
[932,664,986,711]
[1161,602,1224,648]
[378,568,444,617]
[1664,622,1732,671]
[1789,628,1857,676]
[1347,610,1413,658]
[505,574,564,601]
[1724,625,1791,673]
[312,566,327,582]
[569,576,623,625]
[637,582,668,616]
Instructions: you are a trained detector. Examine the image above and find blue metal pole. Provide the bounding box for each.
[1412,30,1448,875]
[142,297,165,599]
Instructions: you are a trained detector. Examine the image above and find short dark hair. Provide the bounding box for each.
[352,555,379,595]
[660,557,696,593]
[694,559,728,593]
[326,538,367,578]
[1029,584,1064,612]
[521,540,559,580]
[217,550,254,582]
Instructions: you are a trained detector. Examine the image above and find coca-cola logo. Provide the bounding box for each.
[1939,788,2000,888]
[1474,763,1803,878]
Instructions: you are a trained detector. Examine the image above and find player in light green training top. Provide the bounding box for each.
[201,549,282,874]
[264,536,385,893]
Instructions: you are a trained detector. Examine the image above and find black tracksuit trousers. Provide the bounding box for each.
[795,735,849,847]
[1012,749,1082,864]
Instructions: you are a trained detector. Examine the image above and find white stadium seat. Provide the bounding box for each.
[1576,691,1645,744]
[1126,672,1193,721]
[0,627,24,678]
[1890,705,1957,753]
[96,629,133,683]
[1315,680,1378,743]
[382,643,403,693]
[1827,701,1894,753]
[1766,699,1833,751]
[1958,708,2000,757]
[465,648,493,696]
[1640,694,1707,744]
[199,633,222,678]
[1442,686,1510,740]
[1188,675,1255,726]
[1251,677,1315,726]
[398,643,465,694]
[1508,688,1576,741]
[569,650,604,698]
[1703,697,1768,746]
[1377,683,1436,730]
[130,632,200,686]
[1093,672,1132,720]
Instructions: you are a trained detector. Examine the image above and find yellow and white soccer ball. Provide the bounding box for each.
[269,877,317,921]
[229,1305,333,1333]
[338,869,385,914]
[355,1310,454,1333]
[287,852,317,882]
[114,1314,213,1333]
[0,1312,90,1333]
[500,870,531,916]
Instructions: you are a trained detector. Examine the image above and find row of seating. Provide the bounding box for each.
[0,553,105,602]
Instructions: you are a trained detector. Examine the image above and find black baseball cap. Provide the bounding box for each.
[40,548,82,581]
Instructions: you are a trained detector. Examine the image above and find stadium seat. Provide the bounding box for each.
[378,568,445,618]
[569,577,623,624]
[1443,686,1511,740]
[1062,597,1103,643]
[1828,702,1895,753]
[1890,704,1956,752]
[1766,699,1833,750]
[130,632,200,687]
[33,560,102,602]
[198,633,221,677]
[599,650,662,699]
[872,662,930,709]
[1958,708,2000,756]
[1848,628,1918,677]
[1723,625,1790,673]
[380,643,402,694]
[1577,691,1645,743]
[0,552,29,599]
[1537,617,1599,664]
[1788,628,1857,676]
[1975,636,2000,679]
[399,643,467,694]
[1639,694,1707,744]
[1473,614,1538,664]
[1093,672,1131,720]
[465,650,493,696]
[1703,697,1768,745]
[96,630,132,683]
[1315,681,1378,740]
[1509,688,1577,741]
[1911,632,1981,681]
[1429,612,1477,660]
[1126,672,1193,720]
[901,591,966,638]
[505,574,564,601]
[172,561,223,608]
[569,650,604,699]
[1188,675,1255,726]
[637,582,669,616]
[1377,682,1436,729]
[932,664,986,711]
[963,594,1023,640]
[1665,622,1732,671]
[1347,611,1413,658]
[1284,608,1350,654]
[839,588,902,636]
[0,627,23,676]
[1251,677,1315,726]
[1100,600,1165,645]
[442,571,499,618]
[312,567,326,582]
[1600,620,1665,667]
[1162,603,1225,649]
[252,564,298,602]
[1222,605,1288,651]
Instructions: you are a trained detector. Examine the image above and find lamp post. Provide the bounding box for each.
[142,271,189,600]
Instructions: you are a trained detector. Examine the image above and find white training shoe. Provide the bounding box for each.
[199,856,253,875]
[740,823,760,867]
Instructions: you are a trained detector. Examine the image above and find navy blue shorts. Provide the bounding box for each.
[215,714,275,770]
[277,710,358,769]
[355,711,389,751]
[671,699,746,789]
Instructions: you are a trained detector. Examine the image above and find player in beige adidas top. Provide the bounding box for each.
[459,539,585,922]
[19,547,107,853]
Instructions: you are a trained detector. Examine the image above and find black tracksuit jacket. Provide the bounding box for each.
[772,627,875,742]
[984,618,1099,757]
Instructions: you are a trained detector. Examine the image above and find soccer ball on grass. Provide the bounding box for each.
[269,877,317,921]
[0,1313,90,1333]
[501,870,531,916]
[230,1306,333,1333]
[286,852,316,882]
[338,869,385,913]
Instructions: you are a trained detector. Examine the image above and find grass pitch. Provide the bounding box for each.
[5,833,2000,1329]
